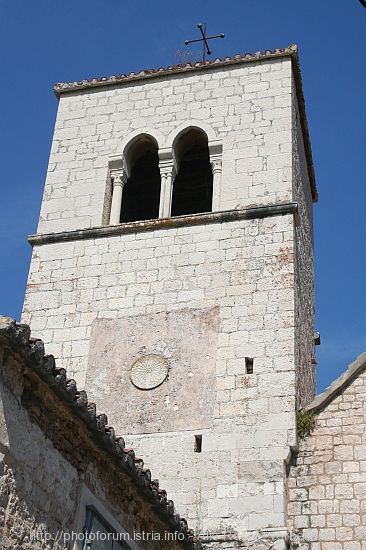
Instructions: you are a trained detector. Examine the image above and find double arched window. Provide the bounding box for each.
[108,127,222,225]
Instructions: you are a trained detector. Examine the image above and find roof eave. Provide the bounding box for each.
[53,45,299,97]
[305,352,366,413]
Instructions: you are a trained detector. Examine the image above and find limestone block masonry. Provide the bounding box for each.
[288,354,366,550]
[22,46,317,548]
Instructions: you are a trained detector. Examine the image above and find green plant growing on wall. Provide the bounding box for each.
[297,410,316,439]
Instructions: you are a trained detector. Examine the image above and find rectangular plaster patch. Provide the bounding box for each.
[85,307,219,435]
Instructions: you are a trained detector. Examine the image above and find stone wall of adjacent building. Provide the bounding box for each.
[287,355,366,550]
[0,355,78,549]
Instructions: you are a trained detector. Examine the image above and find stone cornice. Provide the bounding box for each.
[54,45,298,97]
[28,203,298,246]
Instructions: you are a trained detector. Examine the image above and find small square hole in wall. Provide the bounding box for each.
[194,435,202,453]
[245,357,254,374]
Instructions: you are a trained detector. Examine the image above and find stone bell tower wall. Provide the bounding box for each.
[292,78,316,407]
[23,53,303,376]
[23,210,298,542]
[22,48,316,546]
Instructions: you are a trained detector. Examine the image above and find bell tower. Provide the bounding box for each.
[23,45,317,548]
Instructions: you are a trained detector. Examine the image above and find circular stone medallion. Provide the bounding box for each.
[130,354,169,390]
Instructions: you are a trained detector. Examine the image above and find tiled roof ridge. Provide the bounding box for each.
[305,351,366,413]
[54,44,298,95]
[0,316,200,549]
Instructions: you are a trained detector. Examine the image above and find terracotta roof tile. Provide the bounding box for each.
[54,45,298,95]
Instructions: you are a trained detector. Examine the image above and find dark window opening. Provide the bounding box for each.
[83,506,129,549]
[194,434,202,453]
[120,144,160,223]
[245,357,254,374]
[171,129,213,217]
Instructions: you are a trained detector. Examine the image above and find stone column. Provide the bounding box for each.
[159,164,176,218]
[109,170,127,225]
[211,158,222,212]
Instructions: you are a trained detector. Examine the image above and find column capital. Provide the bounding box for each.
[160,164,177,179]
[111,169,127,187]
[210,158,222,173]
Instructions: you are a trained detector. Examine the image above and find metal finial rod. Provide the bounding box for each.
[185,23,225,63]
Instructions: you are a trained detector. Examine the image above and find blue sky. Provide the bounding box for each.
[0,0,365,393]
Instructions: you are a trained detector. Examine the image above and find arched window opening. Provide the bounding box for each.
[171,129,213,217]
[120,137,160,223]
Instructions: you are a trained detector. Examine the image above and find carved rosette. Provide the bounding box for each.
[130,354,169,390]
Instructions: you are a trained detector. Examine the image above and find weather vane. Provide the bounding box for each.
[185,23,225,63]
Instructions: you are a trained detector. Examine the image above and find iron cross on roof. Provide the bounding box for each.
[185,23,225,63]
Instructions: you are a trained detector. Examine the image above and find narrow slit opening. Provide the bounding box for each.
[194,435,202,453]
[245,357,254,374]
